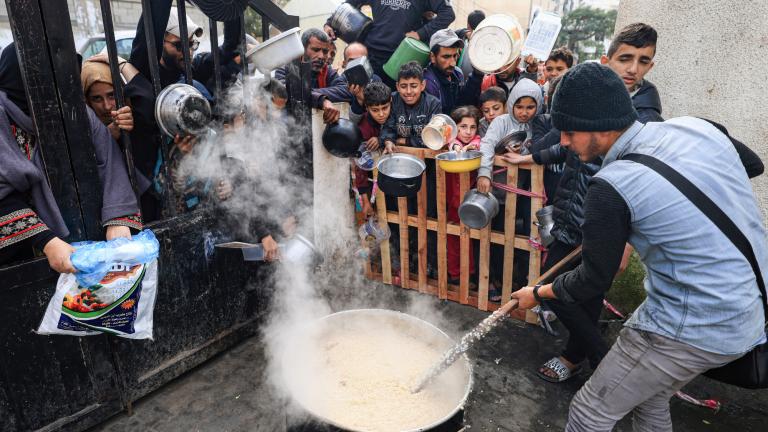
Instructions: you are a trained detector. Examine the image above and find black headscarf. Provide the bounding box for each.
[0,43,28,114]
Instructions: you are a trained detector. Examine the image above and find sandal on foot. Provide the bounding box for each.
[537,357,581,383]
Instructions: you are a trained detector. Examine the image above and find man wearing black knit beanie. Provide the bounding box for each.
[511,62,767,431]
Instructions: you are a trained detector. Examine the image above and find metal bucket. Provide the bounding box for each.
[422,114,458,150]
[281,309,473,432]
[468,14,524,74]
[383,37,430,80]
[245,27,303,73]
[459,189,499,229]
[154,83,212,138]
[329,3,372,44]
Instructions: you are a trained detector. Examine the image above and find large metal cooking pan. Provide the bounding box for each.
[281,309,473,431]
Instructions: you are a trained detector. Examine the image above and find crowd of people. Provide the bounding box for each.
[0,1,766,430]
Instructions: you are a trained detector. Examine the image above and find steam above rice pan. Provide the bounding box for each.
[281,309,472,432]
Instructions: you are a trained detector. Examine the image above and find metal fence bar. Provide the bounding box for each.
[208,18,222,99]
[240,14,249,113]
[139,0,162,96]
[176,0,193,85]
[99,0,138,197]
[261,17,270,41]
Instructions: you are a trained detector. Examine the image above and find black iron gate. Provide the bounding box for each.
[0,1,309,431]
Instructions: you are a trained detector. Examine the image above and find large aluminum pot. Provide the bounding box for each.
[245,27,303,73]
[377,153,426,198]
[328,3,372,44]
[281,309,473,432]
[459,189,499,229]
[468,14,525,74]
[154,83,212,138]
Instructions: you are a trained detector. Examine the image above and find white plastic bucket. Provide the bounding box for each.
[246,27,303,74]
[421,114,457,150]
[468,14,525,74]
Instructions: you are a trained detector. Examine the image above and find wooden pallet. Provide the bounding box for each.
[365,147,546,319]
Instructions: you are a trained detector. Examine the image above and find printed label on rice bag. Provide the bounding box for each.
[57,263,146,335]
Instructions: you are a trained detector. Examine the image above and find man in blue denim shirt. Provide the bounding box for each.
[512,63,767,431]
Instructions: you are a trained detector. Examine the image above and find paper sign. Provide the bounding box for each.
[522,12,563,61]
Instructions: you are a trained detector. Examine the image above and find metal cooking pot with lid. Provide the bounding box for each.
[459,189,499,229]
[377,153,426,197]
[155,83,212,138]
[322,118,363,158]
[282,309,473,432]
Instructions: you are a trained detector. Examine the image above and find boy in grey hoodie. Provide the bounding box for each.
[477,78,544,192]
[475,78,543,298]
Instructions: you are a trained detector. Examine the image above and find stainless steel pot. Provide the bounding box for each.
[535,205,555,246]
[282,309,473,432]
[377,153,426,197]
[459,189,499,229]
[329,3,372,43]
[154,83,211,138]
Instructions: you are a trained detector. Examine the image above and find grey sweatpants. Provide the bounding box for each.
[565,327,743,432]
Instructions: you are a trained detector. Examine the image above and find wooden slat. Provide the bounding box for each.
[478,223,491,311]
[383,213,538,249]
[417,168,428,293]
[397,197,409,289]
[459,173,470,304]
[502,165,519,303]
[527,165,545,283]
[436,162,448,299]
[375,174,392,284]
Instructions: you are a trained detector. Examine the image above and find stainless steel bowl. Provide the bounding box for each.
[154,83,211,138]
[459,189,499,229]
[377,153,426,179]
[282,309,473,432]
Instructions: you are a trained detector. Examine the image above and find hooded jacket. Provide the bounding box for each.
[632,79,663,123]
[478,78,543,179]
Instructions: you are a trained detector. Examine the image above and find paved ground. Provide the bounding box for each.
[93,282,768,432]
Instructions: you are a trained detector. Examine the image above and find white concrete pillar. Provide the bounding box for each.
[616,0,768,221]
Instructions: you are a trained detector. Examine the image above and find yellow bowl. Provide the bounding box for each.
[436,150,482,173]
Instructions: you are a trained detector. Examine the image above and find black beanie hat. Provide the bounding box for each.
[551,62,638,132]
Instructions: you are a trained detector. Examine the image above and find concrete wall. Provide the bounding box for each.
[616,0,768,221]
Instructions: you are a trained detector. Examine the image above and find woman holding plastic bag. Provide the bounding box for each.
[0,43,142,272]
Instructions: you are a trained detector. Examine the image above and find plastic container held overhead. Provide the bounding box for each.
[421,114,457,150]
[468,14,525,74]
[328,3,372,44]
[383,37,430,80]
[155,83,212,138]
[245,27,303,74]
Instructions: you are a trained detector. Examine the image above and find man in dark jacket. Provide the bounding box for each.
[601,22,663,123]
[324,0,455,88]
[423,29,482,114]
[274,28,340,124]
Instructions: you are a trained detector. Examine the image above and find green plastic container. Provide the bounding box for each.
[383,37,430,80]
